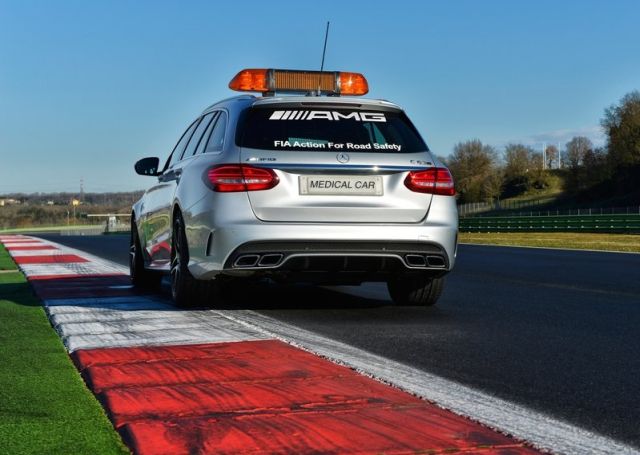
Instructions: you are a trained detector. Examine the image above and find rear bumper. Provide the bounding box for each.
[184,193,458,281]
[226,240,448,269]
[190,224,457,280]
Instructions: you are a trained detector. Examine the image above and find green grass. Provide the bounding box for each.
[504,172,565,202]
[0,244,15,270]
[459,232,640,253]
[0,251,128,454]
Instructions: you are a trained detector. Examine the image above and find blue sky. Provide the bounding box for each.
[1,0,638,193]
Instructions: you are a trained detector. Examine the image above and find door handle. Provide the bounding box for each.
[159,169,182,182]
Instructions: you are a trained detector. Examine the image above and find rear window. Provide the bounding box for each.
[237,107,428,153]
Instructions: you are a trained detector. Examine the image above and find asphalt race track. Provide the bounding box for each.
[39,234,640,448]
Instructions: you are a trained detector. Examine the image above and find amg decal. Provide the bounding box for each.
[269,111,386,122]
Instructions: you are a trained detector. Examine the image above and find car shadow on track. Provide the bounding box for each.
[157,279,393,311]
[226,284,390,311]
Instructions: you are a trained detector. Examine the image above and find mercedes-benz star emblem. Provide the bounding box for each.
[336,153,350,163]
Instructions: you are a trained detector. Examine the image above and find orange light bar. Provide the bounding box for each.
[274,70,335,93]
[339,72,369,96]
[228,69,268,92]
[228,68,369,96]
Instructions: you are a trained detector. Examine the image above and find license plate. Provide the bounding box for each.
[299,175,383,196]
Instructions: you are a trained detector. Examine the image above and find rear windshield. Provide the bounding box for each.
[237,106,428,153]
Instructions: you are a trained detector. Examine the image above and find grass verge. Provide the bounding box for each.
[0,249,128,454]
[459,232,640,253]
[0,244,15,270]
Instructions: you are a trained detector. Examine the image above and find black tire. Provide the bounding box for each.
[130,221,162,288]
[171,213,219,307]
[387,275,445,306]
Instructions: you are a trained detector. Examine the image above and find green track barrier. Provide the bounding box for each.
[459,214,640,233]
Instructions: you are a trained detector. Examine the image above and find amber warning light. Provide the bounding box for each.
[229,68,369,96]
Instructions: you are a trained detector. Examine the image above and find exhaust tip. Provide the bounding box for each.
[426,255,446,268]
[234,254,260,267]
[405,254,427,267]
[258,253,284,267]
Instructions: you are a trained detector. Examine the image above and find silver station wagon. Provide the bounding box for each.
[131,68,458,307]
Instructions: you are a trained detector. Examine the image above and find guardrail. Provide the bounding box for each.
[462,205,640,219]
[457,197,557,217]
[459,213,640,233]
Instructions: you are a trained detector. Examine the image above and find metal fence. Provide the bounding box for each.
[463,205,640,219]
[457,197,557,217]
[460,213,640,233]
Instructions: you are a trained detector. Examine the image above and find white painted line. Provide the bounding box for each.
[52,309,240,336]
[19,262,125,277]
[8,249,65,257]
[56,317,228,337]
[50,308,200,325]
[3,242,48,247]
[38,285,268,353]
[218,310,640,455]
[63,323,266,352]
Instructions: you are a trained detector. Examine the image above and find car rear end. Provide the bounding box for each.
[191,94,458,291]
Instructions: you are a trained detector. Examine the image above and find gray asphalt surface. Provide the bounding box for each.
[39,234,640,447]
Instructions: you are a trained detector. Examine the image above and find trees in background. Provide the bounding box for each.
[502,144,530,196]
[447,136,607,203]
[498,143,549,197]
[503,144,532,182]
[447,90,640,205]
[602,90,640,192]
[559,91,640,196]
[446,140,501,204]
[563,136,594,192]
[447,141,548,203]
[564,136,592,169]
[582,147,609,190]
[544,145,559,169]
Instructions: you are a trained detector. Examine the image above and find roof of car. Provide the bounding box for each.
[202,95,402,115]
[252,95,401,109]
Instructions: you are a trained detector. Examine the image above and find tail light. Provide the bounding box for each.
[404,168,455,196]
[207,165,279,192]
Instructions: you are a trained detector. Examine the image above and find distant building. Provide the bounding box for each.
[0,198,21,206]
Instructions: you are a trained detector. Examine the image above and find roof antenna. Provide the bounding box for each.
[317,21,330,96]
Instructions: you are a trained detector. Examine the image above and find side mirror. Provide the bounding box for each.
[135,157,160,176]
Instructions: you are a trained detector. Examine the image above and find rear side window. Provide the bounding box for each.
[182,112,215,159]
[202,111,227,153]
[237,107,428,153]
[166,119,199,169]
[194,112,218,155]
